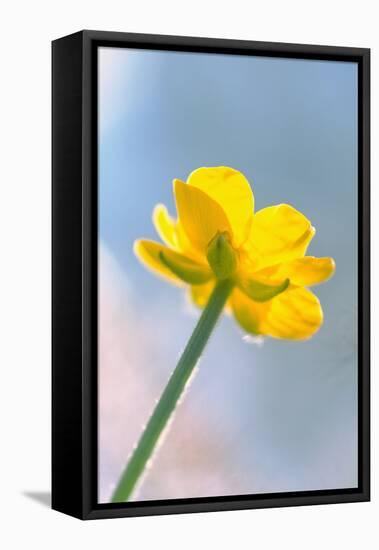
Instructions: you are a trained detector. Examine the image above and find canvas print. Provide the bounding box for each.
[98,47,358,504]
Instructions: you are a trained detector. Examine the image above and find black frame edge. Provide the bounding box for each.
[359,48,370,502]
[84,29,370,58]
[52,31,85,519]
[85,491,369,520]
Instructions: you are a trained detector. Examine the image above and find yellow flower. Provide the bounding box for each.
[134,167,335,340]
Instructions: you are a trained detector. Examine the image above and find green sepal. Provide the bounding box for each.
[206,232,237,280]
[159,251,212,285]
[238,277,290,302]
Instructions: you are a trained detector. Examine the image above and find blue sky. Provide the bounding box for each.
[98,47,358,501]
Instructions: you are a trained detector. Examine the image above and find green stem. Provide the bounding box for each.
[111,278,234,503]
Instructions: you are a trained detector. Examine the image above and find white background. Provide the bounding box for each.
[0,0,376,548]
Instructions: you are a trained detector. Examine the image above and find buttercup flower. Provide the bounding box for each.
[113,166,336,503]
[134,167,335,340]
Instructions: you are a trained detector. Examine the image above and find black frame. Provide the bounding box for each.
[52,30,370,520]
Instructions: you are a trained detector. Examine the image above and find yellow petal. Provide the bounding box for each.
[231,288,269,335]
[152,204,177,248]
[243,204,315,270]
[134,240,183,285]
[189,281,215,308]
[176,221,206,263]
[232,286,323,340]
[260,256,336,287]
[152,203,205,263]
[134,240,211,286]
[187,167,254,246]
[174,179,232,254]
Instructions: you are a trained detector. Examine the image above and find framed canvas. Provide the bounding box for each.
[52,30,370,520]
